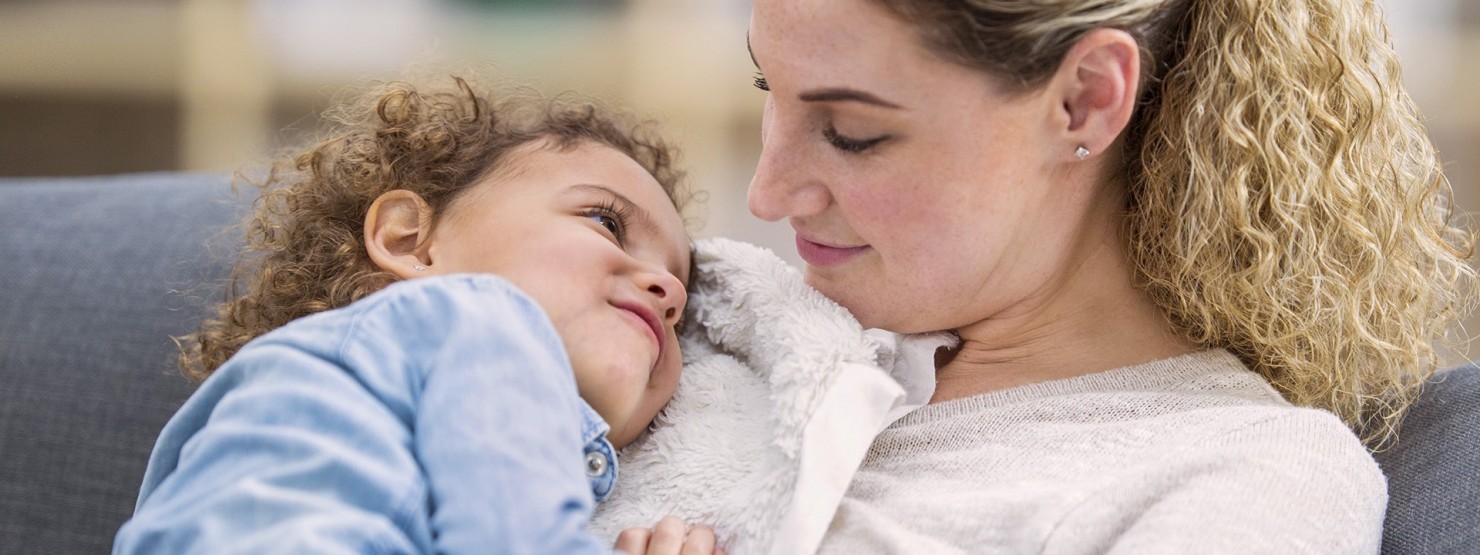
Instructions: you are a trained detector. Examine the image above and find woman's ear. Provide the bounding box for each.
[364,189,435,279]
[1050,28,1140,160]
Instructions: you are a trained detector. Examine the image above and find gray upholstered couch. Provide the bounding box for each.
[1,173,1477,554]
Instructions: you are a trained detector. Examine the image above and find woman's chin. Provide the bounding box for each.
[807,281,897,330]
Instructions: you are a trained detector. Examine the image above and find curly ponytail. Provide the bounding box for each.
[1128,0,1474,447]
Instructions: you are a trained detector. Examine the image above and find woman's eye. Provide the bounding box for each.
[752,72,769,92]
[823,125,887,154]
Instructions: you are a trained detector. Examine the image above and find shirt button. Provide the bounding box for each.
[585,451,608,477]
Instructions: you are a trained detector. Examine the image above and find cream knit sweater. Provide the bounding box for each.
[815,349,1386,554]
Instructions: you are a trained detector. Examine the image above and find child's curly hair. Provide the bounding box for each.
[180,76,690,381]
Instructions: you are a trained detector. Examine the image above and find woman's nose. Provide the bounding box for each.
[748,100,830,222]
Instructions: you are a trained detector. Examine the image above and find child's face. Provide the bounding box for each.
[428,141,690,449]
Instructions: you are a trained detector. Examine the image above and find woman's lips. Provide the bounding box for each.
[795,235,871,267]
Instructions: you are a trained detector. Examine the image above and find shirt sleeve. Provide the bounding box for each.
[1042,409,1386,555]
[113,275,611,554]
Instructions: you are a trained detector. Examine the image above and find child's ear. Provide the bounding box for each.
[364,189,435,279]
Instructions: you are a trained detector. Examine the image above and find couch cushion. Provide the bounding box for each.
[0,173,244,554]
[1375,364,1480,554]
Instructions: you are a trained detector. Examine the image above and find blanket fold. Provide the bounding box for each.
[590,238,954,554]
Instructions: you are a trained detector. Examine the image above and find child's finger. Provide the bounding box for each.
[680,524,717,555]
[614,527,652,555]
[646,516,687,554]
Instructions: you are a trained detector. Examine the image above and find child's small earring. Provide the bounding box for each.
[413,264,427,272]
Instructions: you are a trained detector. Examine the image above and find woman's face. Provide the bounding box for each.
[748,0,1103,333]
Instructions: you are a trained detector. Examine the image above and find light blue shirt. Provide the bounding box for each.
[114,275,618,554]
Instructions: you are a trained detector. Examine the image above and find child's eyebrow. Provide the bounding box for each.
[566,183,689,280]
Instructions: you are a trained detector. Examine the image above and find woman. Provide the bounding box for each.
[746,0,1473,552]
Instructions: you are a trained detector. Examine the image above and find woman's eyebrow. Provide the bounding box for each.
[798,88,903,109]
[747,34,903,110]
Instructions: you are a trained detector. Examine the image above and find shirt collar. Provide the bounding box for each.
[575,398,618,502]
[575,398,611,446]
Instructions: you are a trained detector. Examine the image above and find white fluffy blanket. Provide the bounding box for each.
[590,238,953,554]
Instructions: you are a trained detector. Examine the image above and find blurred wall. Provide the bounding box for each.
[0,0,786,259]
[2,0,1476,354]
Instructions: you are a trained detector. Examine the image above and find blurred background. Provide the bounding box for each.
[2,0,1477,350]
[0,0,786,258]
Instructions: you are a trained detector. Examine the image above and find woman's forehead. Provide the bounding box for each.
[750,0,947,99]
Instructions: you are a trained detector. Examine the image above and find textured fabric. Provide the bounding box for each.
[590,238,954,554]
[815,350,1387,554]
[1375,364,1480,554]
[114,275,613,554]
[0,173,243,555]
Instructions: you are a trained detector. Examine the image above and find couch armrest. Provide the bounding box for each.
[1375,364,1480,554]
[0,172,245,554]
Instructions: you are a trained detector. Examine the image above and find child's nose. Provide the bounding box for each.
[641,271,686,325]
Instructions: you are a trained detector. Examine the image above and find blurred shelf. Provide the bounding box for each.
[0,2,180,98]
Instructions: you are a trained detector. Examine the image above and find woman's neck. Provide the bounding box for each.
[931,235,1196,403]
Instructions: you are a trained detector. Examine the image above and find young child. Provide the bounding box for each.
[114,76,720,554]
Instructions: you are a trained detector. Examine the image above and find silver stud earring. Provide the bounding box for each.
[1075,146,1091,160]
[413,264,427,272]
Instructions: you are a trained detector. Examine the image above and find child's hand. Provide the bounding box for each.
[613,516,726,555]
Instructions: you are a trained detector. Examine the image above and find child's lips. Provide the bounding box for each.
[615,301,664,365]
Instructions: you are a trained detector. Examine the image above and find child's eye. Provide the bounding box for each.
[823,125,888,154]
[584,202,631,245]
[592,214,621,235]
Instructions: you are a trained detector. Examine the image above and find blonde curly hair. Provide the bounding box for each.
[180,76,690,381]
[873,0,1475,447]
